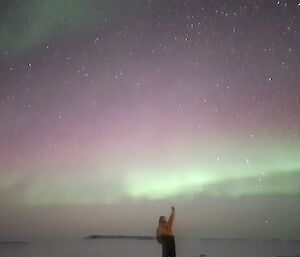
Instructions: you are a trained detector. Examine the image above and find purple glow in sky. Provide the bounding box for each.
[0,0,300,240]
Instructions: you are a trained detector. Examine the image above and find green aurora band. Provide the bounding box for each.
[2,136,300,206]
[0,0,163,57]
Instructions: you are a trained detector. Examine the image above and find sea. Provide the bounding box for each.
[1,238,300,257]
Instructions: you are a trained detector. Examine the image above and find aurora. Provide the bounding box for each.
[0,0,299,240]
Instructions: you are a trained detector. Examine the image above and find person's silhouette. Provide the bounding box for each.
[156,207,176,257]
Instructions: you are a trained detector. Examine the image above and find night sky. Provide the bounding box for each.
[0,0,300,240]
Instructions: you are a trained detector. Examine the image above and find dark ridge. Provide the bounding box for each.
[275,255,300,257]
[84,235,155,240]
[201,238,300,243]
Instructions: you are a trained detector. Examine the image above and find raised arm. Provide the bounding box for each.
[168,206,175,226]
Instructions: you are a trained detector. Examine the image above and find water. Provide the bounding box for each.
[1,238,300,257]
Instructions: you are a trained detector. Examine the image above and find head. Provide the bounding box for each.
[159,216,166,224]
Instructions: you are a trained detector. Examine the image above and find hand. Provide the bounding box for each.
[171,206,175,211]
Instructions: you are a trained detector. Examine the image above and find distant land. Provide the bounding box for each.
[201,238,300,243]
[84,235,300,243]
[84,235,155,240]
[275,255,300,257]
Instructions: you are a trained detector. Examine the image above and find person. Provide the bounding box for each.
[156,206,176,257]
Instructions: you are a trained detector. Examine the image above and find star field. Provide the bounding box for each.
[0,0,300,239]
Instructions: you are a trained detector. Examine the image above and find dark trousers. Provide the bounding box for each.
[161,235,176,257]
